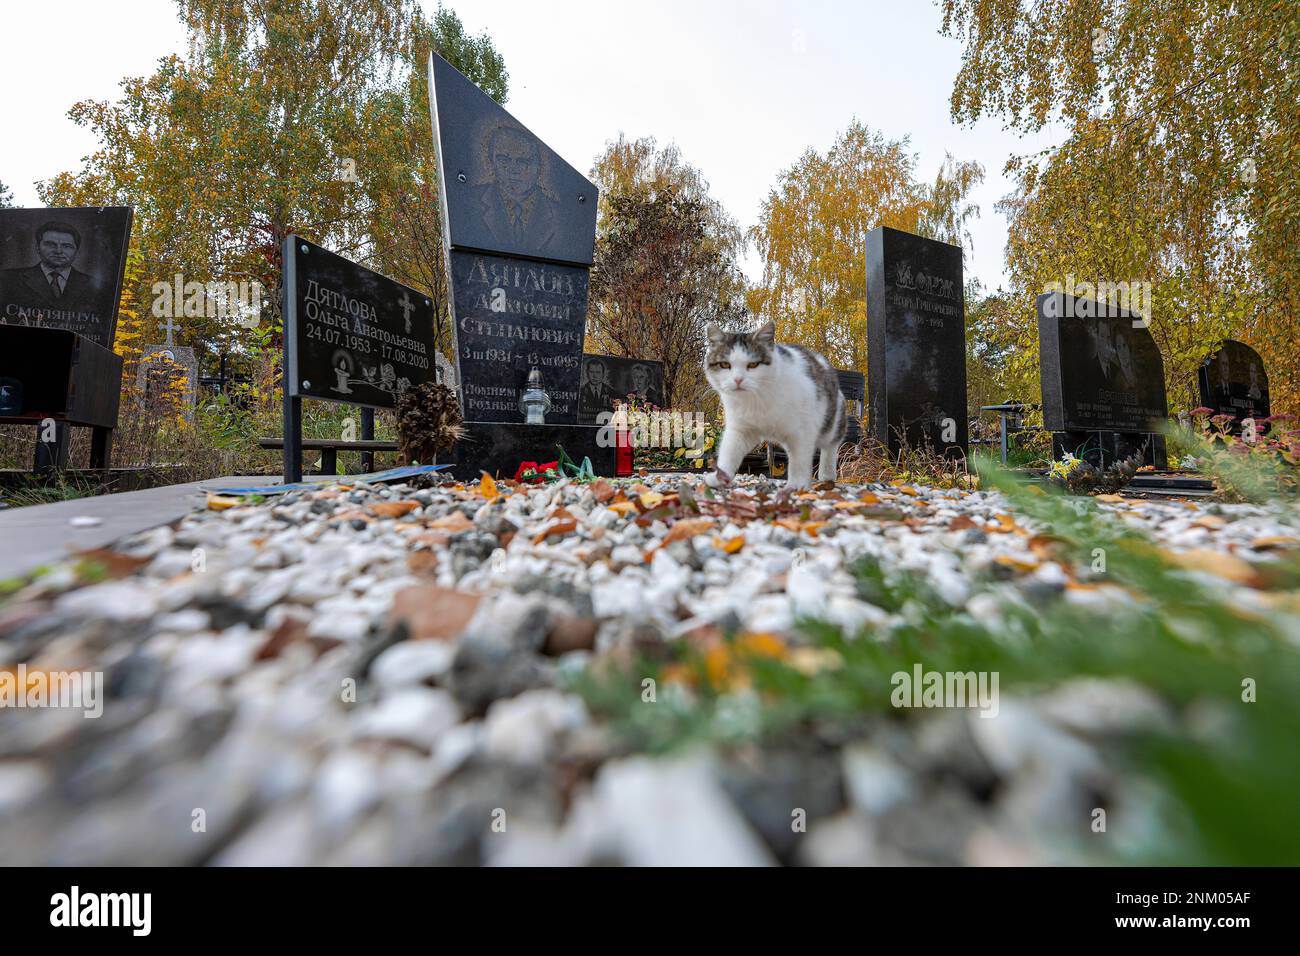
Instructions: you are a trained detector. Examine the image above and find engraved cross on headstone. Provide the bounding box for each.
[398,290,415,334]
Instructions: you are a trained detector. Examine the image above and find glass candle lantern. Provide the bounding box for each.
[518,367,552,425]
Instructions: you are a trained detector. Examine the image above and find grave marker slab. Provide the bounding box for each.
[1198,339,1270,429]
[1037,291,1168,467]
[865,226,967,458]
[835,369,865,444]
[430,51,607,471]
[279,236,437,481]
[137,346,199,413]
[137,315,198,413]
[284,237,436,409]
[451,250,587,424]
[0,207,133,348]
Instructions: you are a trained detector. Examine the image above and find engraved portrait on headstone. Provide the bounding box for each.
[0,207,134,347]
[627,362,663,407]
[430,53,597,267]
[475,121,561,256]
[577,355,666,424]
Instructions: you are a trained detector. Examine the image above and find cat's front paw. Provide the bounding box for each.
[704,467,733,489]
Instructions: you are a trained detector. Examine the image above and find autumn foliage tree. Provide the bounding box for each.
[40,0,507,380]
[941,0,1299,414]
[588,137,747,412]
[748,120,983,374]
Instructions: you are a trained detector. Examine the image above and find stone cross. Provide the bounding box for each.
[161,316,179,346]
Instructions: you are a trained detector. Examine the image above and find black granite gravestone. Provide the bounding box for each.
[430,52,607,473]
[0,207,133,349]
[1198,339,1270,430]
[451,250,587,424]
[429,55,597,267]
[279,236,437,480]
[285,237,436,408]
[1037,291,1169,467]
[577,354,666,424]
[865,226,967,458]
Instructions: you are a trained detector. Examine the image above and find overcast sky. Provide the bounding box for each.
[0,0,1062,292]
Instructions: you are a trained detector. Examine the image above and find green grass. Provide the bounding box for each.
[0,478,100,509]
[570,462,1300,864]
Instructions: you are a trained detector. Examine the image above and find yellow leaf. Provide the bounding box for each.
[994,554,1039,572]
[1170,549,1258,585]
[712,534,746,554]
[1251,536,1299,551]
[478,472,500,501]
[664,518,715,543]
[788,646,844,675]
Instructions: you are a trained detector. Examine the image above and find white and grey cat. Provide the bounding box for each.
[703,320,846,488]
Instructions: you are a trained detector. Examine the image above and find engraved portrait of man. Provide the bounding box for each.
[475,124,560,254]
[580,357,613,413]
[0,220,103,313]
[628,363,662,407]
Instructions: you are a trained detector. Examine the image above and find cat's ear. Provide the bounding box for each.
[705,322,725,344]
[754,320,776,348]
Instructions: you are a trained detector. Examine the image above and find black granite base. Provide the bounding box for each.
[1127,473,1215,492]
[445,422,616,480]
[1052,431,1168,470]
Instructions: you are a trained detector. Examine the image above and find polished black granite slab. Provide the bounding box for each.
[445,421,615,480]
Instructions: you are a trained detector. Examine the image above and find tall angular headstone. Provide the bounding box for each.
[430,53,597,427]
[1197,339,1270,430]
[1037,291,1168,467]
[865,226,967,458]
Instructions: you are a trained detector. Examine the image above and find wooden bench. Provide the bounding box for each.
[257,438,399,475]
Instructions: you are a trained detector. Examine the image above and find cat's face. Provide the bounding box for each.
[704,321,776,396]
